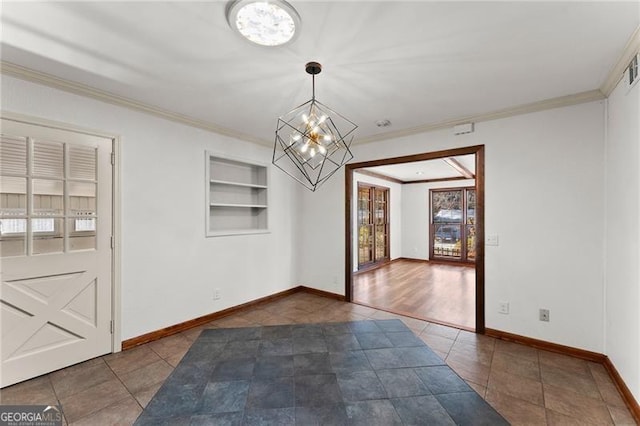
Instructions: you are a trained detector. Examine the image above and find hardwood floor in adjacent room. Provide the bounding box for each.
[353,259,475,330]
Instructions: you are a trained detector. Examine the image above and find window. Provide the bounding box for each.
[0,135,98,257]
[430,187,475,262]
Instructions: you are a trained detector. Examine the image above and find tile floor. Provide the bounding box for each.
[0,292,636,425]
[135,320,507,425]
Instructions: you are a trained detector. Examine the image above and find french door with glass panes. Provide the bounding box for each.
[357,184,389,269]
[430,187,476,262]
[0,118,113,387]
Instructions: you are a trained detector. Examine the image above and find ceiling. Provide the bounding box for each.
[1,2,638,146]
[362,154,476,182]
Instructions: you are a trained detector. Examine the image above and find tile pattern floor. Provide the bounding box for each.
[0,292,637,425]
[134,319,508,425]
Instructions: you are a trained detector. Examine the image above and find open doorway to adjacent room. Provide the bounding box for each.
[345,145,485,332]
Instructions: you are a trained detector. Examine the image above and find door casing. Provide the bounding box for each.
[345,145,485,333]
[0,112,122,368]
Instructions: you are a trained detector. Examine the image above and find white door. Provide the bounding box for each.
[0,118,113,387]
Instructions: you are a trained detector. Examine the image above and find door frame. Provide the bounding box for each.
[345,145,485,333]
[1,111,122,352]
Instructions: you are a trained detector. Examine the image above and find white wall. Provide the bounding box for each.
[605,74,640,400]
[300,101,606,352]
[1,75,302,340]
[401,180,475,260]
[352,172,402,272]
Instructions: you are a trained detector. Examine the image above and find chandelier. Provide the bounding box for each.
[273,62,357,191]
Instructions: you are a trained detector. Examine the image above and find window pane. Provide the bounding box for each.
[358,225,372,264]
[68,182,96,217]
[33,179,64,216]
[1,176,27,216]
[33,140,64,178]
[432,190,462,223]
[466,224,476,261]
[32,217,63,255]
[68,218,96,251]
[433,224,462,259]
[467,189,476,225]
[0,136,27,175]
[69,145,97,180]
[0,218,26,257]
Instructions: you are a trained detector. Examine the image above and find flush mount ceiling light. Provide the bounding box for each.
[273,62,357,192]
[226,0,300,46]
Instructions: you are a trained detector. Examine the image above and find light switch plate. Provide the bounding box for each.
[486,234,499,246]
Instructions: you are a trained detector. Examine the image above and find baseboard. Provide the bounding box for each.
[298,286,345,301]
[121,286,343,350]
[603,356,640,424]
[485,328,606,363]
[352,259,393,275]
[396,257,429,263]
[486,328,640,423]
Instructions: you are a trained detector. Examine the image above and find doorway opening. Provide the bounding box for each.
[345,145,485,333]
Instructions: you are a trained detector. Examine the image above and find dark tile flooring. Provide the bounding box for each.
[134,320,508,425]
[0,292,636,425]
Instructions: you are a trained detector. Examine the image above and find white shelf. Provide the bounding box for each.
[210,203,267,209]
[210,179,268,189]
[206,152,269,237]
[208,229,271,237]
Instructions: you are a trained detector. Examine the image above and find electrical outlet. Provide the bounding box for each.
[539,309,550,322]
[498,301,509,314]
[213,288,221,300]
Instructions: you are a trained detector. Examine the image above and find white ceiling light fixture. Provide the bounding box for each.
[226,0,300,46]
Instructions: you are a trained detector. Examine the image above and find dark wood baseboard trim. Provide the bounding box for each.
[352,258,393,275]
[395,257,475,268]
[603,356,640,424]
[298,286,345,301]
[486,328,640,423]
[396,257,429,263]
[122,287,300,350]
[122,286,344,350]
[485,328,606,363]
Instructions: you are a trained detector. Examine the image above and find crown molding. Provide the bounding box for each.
[354,89,605,145]
[0,61,611,148]
[600,25,640,96]
[0,61,271,147]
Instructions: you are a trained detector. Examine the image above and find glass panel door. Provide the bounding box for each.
[357,184,389,269]
[357,186,372,266]
[374,188,388,261]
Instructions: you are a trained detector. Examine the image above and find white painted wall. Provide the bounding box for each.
[300,101,606,352]
[604,74,640,400]
[1,75,302,340]
[352,172,402,272]
[401,180,475,260]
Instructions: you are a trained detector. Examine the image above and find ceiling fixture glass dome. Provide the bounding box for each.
[226,0,300,46]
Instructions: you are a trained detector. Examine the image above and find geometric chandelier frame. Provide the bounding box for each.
[273,62,357,191]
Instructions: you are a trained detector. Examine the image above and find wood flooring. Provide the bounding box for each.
[353,259,475,330]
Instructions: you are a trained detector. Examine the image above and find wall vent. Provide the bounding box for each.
[627,53,639,87]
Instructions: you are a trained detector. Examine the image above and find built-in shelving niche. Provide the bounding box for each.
[206,152,268,237]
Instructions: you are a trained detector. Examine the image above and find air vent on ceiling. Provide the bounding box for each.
[627,53,639,88]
